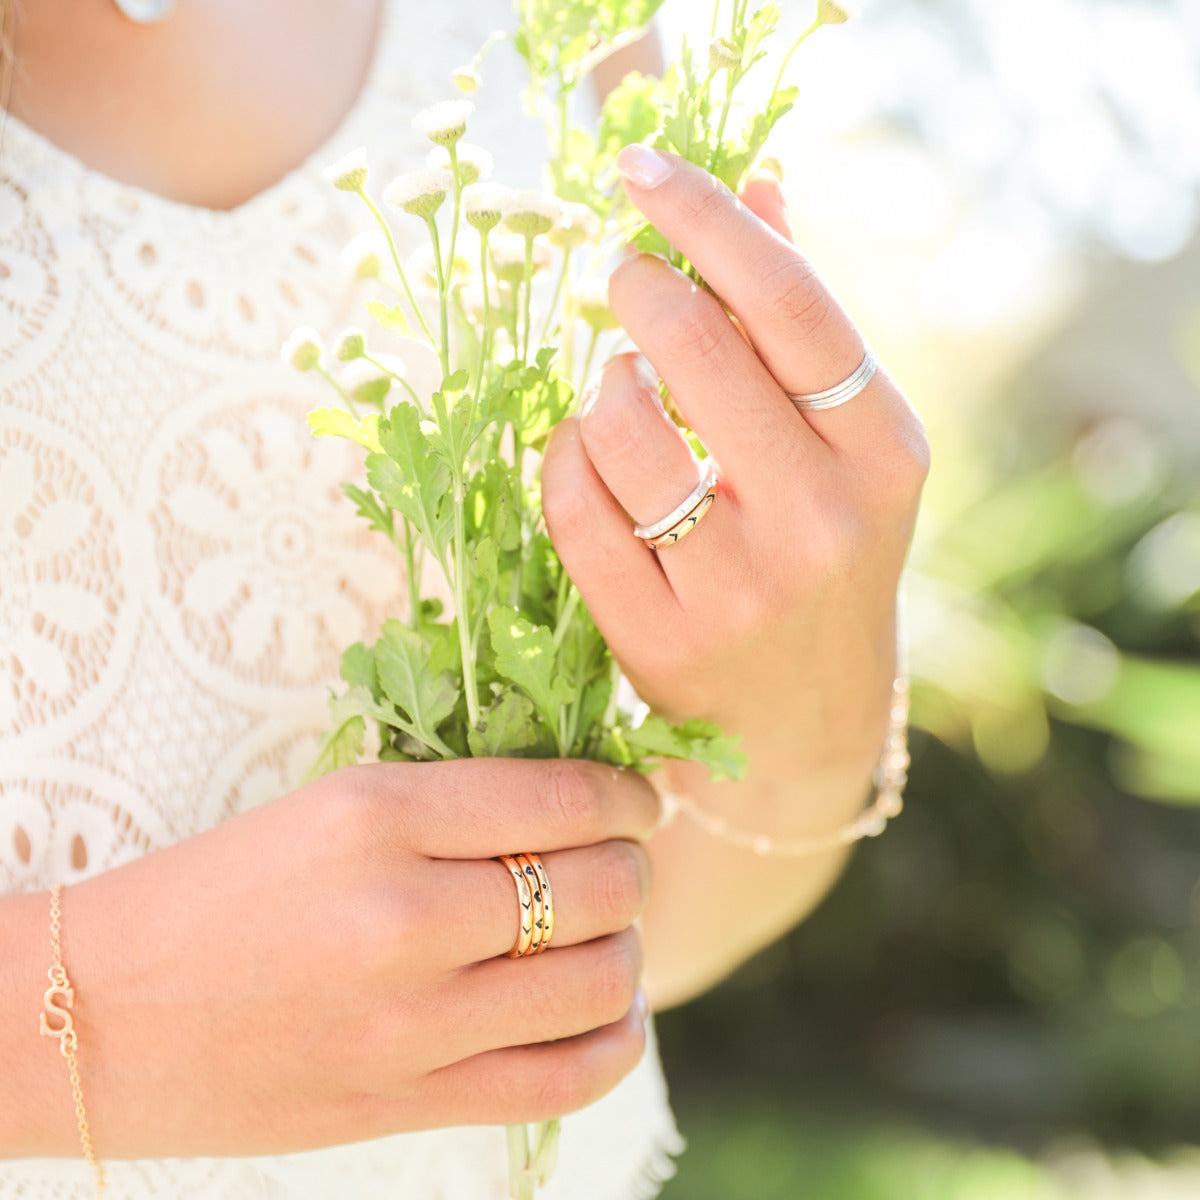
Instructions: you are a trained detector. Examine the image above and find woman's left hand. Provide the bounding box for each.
[542,147,929,792]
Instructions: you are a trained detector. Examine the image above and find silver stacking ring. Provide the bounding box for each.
[787,348,877,412]
[633,460,719,542]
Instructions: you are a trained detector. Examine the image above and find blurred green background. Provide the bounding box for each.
[654,0,1200,1195]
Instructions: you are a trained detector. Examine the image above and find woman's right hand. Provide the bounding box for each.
[10,758,658,1160]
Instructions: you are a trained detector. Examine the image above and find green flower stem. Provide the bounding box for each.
[505,1125,535,1200]
[361,352,421,404]
[553,582,581,651]
[315,365,358,416]
[355,186,438,348]
[509,434,525,607]
[521,234,537,364]
[537,246,571,350]
[404,521,421,629]
[451,475,481,728]
[768,20,820,110]
[476,231,493,407]
[426,215,452,382]
[447,143,464,290]
[531,1118,561,1185]
[578,326,601,392]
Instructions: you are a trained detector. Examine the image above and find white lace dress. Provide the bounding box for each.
[0,2,683,1196]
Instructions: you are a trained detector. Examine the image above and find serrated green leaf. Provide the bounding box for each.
[367,300,418,339]
[306,687,373,780]
[368,402,453,556]
[341,482,396,543]
[375,620,461,746]
[307,407,382,452]
[488,607,577,730]
[468,688,545,757]
[624,714,747,781]
[340,642,376,693]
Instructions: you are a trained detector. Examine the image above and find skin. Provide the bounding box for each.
[0,0,927,1162]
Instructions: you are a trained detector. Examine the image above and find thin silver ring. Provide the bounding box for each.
[788,349,877,412]
[633,460,719,541]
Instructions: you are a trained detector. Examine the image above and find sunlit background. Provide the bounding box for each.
[651,0,1200,1196]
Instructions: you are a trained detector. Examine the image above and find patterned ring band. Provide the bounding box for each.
[498,854,537,958]
[787,348,877,412]
[646,483,718,551]
[516,852,555,954]
[633,460,720,541]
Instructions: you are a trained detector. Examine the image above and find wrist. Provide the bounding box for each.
[0,890,81,1160]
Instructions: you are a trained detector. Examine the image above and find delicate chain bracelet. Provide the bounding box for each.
[39,883,106,1198]
[668,676,911,857]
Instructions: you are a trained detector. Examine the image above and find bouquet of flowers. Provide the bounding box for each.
[285,1,856,1194]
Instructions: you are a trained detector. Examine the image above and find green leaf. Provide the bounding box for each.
[367,300,418,339]
[341,482,396,543]
[368,402,454,556]
[375,619,461,746]
[488,607,577,730]
[468,688,546,757]
[624,714,747,781]
[306,687,372,780]
[340,642,377,694]
[307,407,382,452]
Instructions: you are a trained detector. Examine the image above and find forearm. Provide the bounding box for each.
[0,890,80,1159]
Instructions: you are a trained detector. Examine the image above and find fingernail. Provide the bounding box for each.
[617,144,674,190]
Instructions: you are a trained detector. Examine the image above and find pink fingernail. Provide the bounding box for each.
[617,144,674,190]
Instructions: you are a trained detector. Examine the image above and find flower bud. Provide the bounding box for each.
[427,142,494,186]
[548,202,601,250]
[340,354,407,405]
[502,189,561,239]
[463,182,513,233]
[281,326,324,371]
[453,65,481,94]
[322,147,369,192]
[333,328,366,361]
[488,233,550,285]
[412,99,474,145]
[383,167,453,219]
[340,232,385,280]
[708,37,740,71]
[405,244,474,291]
[816,0,859,25]
[577,278,618,332]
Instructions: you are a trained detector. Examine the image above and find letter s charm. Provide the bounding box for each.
[40,983,75,1040]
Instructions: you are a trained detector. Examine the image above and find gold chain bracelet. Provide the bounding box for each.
[39,883,106,1198]
[668,676,911,857]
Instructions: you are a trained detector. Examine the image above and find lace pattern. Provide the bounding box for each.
[0,1,682,1194]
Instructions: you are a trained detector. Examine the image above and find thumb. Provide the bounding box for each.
[739,169,794,243]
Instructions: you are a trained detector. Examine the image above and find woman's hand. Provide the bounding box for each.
[543,149,928,789]
[7,759,657,1160]
[541,150,929,1005]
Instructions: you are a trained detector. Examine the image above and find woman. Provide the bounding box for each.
[0,0,927,1196]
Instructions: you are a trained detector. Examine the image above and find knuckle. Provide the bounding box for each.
[757,254,831,340]
[651,294,725,367]
[533,1054,592,1116]
[588,843,648,925]
[580,386,656,466]
[535,759,602,839]
[678,175,736,236]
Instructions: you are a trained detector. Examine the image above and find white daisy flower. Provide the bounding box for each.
[548,202,601,250]
[333,328,366,361]
[427,142,494,187]
[708,37,741,71]
[577,278,619,332]
[322,147,369,192]
[340,231,385,279]
[281,326,324,371]
[463,182,514,233]
[488,233,550,284]
[452,66,481,94]
[816,0,859,25]
[383,167,454,219]
[412,99,474,145]
[502,189,562,239]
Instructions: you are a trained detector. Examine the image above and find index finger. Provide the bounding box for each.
[616,146,912,456]
[353,758,662,859]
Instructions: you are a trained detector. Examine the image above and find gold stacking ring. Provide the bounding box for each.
[634,461,720,552]
[498,852,555,957]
